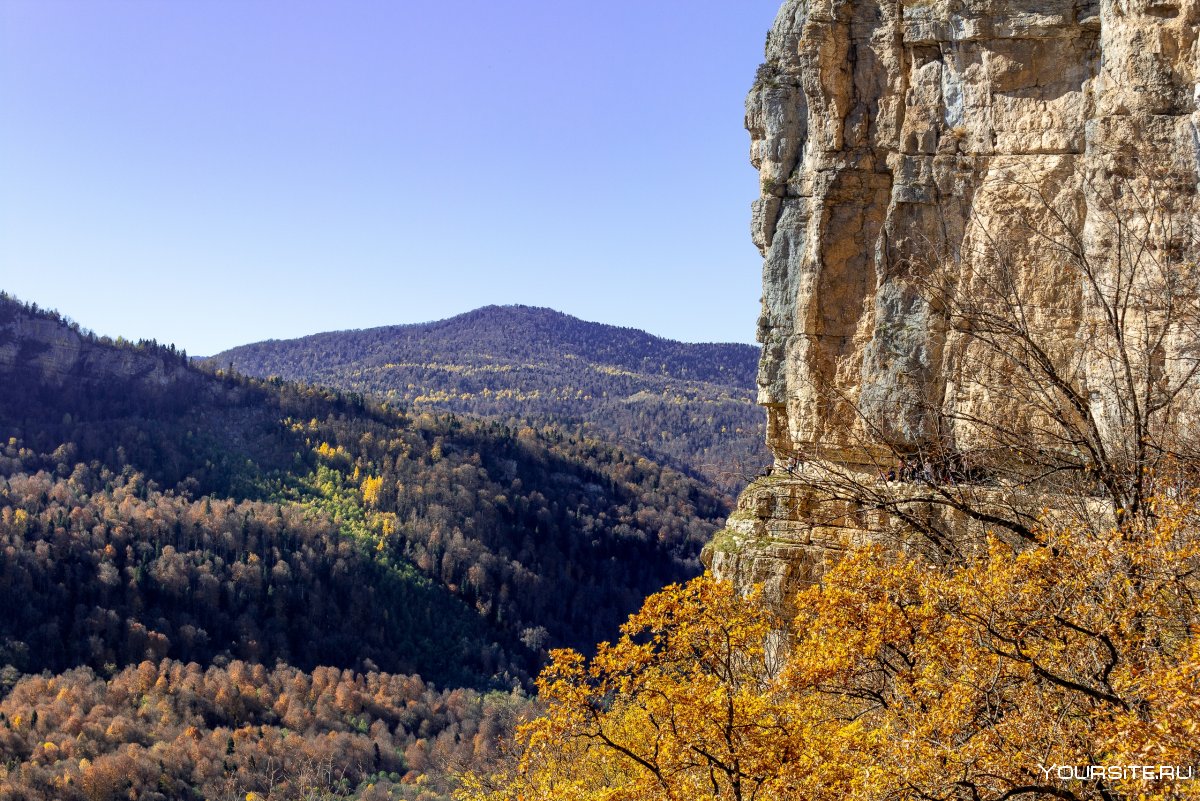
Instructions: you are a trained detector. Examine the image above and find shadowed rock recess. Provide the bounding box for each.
[707,0,1200,609]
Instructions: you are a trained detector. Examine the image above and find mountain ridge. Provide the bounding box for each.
[209,304,767,496]
[239,304,755,349]
[213,304,759,386]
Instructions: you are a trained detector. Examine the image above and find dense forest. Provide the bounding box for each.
[209,305,767,497]
[0,293,728,798]
[1,659,532,800]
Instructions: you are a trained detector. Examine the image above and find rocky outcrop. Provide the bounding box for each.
[710,0,1200,601]
[0,300,201,393]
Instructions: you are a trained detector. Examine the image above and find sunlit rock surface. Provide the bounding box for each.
[711,0,1200,601]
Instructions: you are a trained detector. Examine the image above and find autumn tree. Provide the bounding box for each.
[774,492,1200,801]
[458,578,804,801]
[462,492,1200,801]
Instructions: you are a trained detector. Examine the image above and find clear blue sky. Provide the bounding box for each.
[1,0,780,355]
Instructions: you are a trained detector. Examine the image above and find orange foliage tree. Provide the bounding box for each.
[461,495,1200,801]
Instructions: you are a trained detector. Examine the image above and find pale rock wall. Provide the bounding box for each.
[751,0,1199,461]
[711,0,1200,597]
[0,304,201,392]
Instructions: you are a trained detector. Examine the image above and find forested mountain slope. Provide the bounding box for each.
[210,305,767,496]
[0,293,720,681]
[0,292,728,798]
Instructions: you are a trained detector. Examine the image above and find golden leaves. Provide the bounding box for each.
[360,474,384,507]
[460,496,1200,801]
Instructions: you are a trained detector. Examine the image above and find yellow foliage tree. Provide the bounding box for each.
[459,579,814,801]
[361,474,384,508]
[460,496,1200,801]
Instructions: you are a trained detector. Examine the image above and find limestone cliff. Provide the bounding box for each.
[709,0,1200,607]
[0,299,203,394]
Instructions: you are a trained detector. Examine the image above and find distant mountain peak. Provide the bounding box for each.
[209,307,766,494]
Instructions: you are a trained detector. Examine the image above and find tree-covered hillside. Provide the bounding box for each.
[0,293,724,679]
[209,306,767,496]
[0,292,728,799]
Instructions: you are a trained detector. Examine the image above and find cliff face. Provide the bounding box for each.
[710,0,1200,605]
[0,301,201,393]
